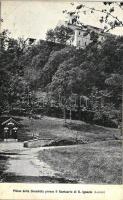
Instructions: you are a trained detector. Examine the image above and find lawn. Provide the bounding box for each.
[1,115,120,184]
[0,154,9,182]
[20,116,122,184]
[38,140,122,184]
[21,116,121,142]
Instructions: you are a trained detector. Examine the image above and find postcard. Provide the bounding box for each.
[0,0,123,199]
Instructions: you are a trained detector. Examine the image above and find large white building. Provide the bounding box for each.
[65,21,111,49]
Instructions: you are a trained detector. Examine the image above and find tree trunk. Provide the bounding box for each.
[63,106,66,124]
[70,109,72,122]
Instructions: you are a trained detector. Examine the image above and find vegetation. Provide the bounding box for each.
[46,25,74,44]
[20,116,121,142]
[64,2,123,32]
[0,3,122,184]
[0,115,121,183]
[38,140,122,183]
[0,28,122,127]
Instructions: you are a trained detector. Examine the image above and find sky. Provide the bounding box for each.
[1,1,123,40]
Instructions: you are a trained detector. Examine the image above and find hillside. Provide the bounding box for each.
[20,116,122,184]
[0,30,122,127]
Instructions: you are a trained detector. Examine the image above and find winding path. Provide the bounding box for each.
[0,142,78,182]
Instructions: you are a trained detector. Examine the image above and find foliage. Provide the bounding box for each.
[63,2,123,32]
[0,29,122,127]
[46,25,74,44]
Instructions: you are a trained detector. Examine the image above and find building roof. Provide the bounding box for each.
[66,22,111,36]
[2,118,20,126]
[67,22,102,30]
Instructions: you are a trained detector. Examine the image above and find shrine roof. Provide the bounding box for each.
[1,118,20,126]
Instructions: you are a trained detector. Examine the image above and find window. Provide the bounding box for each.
[78,40,80,46]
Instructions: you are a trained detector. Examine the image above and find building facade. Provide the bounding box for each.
[65,22,110,49]
[1,118,19,141]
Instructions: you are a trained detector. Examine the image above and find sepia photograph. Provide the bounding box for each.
[0,0,122,185]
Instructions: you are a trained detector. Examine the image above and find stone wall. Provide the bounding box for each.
[23,138,54,148]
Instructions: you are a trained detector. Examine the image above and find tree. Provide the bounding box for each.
[0,30,30,114]
[47,54,89,123]
[46,29,56,42]
[63,2,123,33]
[0,27,122,127]
[0,69,10,114]
[0,30,14,114]
[46,25,74,44]
[41,47,76,88]
[48,67,70,123]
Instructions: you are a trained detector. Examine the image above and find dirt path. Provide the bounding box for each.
[5,147,60,177]
[0,142,78,180]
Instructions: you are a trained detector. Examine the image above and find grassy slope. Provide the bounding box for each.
[38,140,122,184]
[21,116,122,184]
[21,116,121,141]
